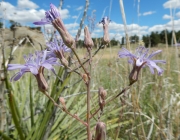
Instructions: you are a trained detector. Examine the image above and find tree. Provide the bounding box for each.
[130,35,139,43]
[0,22,3,28]
[9,20,21,30]
[121,37,125,45]
[110,38,118,46]
[142,35,149,47]
[150,32,160,47]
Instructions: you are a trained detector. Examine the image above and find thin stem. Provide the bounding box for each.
[43,91,88,127]
[90,85,131,119]
[70,44,104,72]
[72,48,88,74]
[86,50,92,140]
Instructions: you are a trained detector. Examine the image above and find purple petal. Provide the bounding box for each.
[8,64,26,70]
[29,67,38,75]
[33,19,51,25]
[41,63,53,70]
[147,65,155,74]
[10,71,27,81]
[118,48,136,58]
[148,60,164,75]
[153,60,166,64]
[41,63,58,76]
[148,50,162,59]
[50,3,61,18]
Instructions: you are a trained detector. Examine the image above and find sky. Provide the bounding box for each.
[1,0,180,41]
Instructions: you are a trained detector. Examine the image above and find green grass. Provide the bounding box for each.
[1,44,180,139]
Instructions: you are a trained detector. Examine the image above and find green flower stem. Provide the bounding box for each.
[29,76,34,127]
[8,92,25,140]
[0,131,12,140]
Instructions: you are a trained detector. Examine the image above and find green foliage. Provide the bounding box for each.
[0,22,3,28]
[110,38,120,46]
[121,36,125,45]
[142,30,180,47]
[9,20,21,30]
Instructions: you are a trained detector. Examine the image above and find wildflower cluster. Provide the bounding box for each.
[6,3,166,140]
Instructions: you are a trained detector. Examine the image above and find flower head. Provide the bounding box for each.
[46,38,71,67]
[33,3,75,48]
[99,16,111,25]
[99,16,111,45]
[8,51,59,92]
[33,4,60,25]
[118,46,166,85]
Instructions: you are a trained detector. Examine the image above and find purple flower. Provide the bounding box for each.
[33,4,60,25]
[99,16,111,25]
[33,3,75,48]
[99,17,111,45]
[46,38,71,67]
[8,51,59,92]
[118,46,166,85]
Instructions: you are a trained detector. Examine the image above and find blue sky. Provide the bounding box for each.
[1,0,180,40]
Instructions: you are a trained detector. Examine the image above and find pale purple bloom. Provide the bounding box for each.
[33,3,60,25]
[174,43,180,47]
[8,51,59,81]
[46,38,71,58]
[118,46,166,85]
[119,46,166,75]
[46,38,71,67]
[99,16,111,25]
[34,3,75,48]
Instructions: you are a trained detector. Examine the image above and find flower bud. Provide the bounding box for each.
[35,67,48,92]
[98,87,106,111]
[82,74,88,83]
[52,18,75,48]
[59,97,66,106]
[94,122,106,140]
[59,97,66,110]
[102,24,110,45]
[84,26,94,49]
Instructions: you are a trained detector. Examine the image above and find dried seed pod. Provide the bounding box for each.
[94,122,106,140]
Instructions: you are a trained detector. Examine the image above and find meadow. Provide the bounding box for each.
[1,42,180,139]
[0,0,180,139]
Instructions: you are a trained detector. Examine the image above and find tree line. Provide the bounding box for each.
[142,30,180,47]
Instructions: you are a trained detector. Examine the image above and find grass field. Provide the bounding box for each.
[1,43,180,139]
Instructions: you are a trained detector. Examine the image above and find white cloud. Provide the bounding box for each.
[142,11,156,16]
[72,16,78,19]
[65,23,79,30]
[76,6,83,11]
[59,9,70,19]
[66,5,71,8]
[96,22,149,40]
[163,0,180,9]
[18,0,39,9]
[176,11,180,18]
[148,19,180,33]
[0,1,70,24]
[148,25,165,33]
[163,14,172,19]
